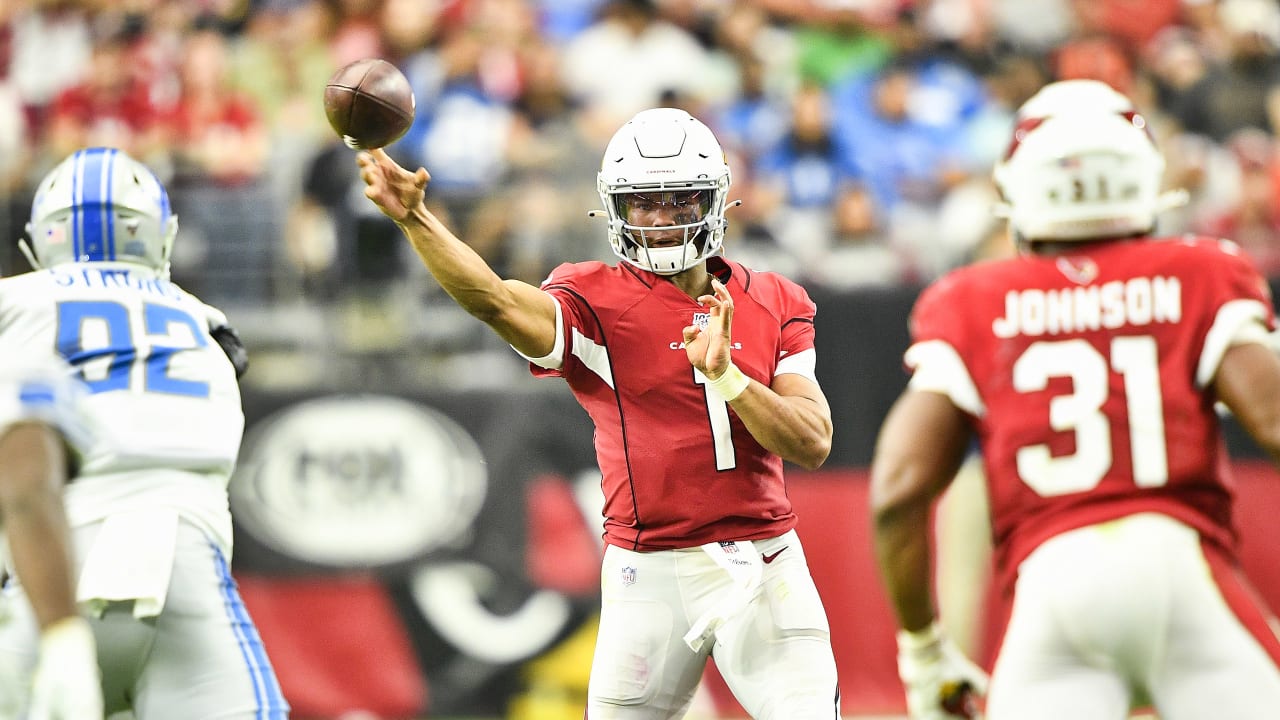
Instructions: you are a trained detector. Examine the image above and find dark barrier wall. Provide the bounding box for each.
[231,386,603,717]
[810,284,918,467]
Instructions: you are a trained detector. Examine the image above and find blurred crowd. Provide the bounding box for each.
[2,0,1280,349]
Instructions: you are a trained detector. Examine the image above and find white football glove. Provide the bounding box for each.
[897,621,989,720]
[28,617,103,720]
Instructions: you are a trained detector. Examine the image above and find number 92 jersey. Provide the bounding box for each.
[906,237,1275,590]
[0,263,243,486]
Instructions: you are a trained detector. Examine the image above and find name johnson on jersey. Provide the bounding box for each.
[992,275,1181,338]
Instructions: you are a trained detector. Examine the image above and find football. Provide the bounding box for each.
[323,58,416,150]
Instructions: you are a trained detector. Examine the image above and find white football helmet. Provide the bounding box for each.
[25,147,178,276]
[597,108,731,275]
[1012,78,1134,122]
[994,80,1173,242]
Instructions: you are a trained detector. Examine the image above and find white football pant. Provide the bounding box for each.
[988,512,1280,719]
[588,529,840,719]
[0,519,288,719]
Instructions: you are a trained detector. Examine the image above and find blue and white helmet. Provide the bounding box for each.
[25,147,178,276]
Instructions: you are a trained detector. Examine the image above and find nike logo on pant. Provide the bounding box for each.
[762,547,788,564]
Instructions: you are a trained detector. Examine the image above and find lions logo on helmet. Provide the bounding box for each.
[24,147,179,277]
[597,108,732,275]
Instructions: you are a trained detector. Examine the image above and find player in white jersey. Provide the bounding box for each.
[0,361,102,719]
[0,147,288,719]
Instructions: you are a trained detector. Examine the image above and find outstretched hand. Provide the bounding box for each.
[683,277,734,380]
[357,149,429,223]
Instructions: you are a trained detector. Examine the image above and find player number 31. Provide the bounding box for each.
[1014,336,1167,496]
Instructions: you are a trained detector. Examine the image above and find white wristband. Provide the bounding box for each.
[897,621,944,653]
[39,616,96,656]
[706,363,750,402]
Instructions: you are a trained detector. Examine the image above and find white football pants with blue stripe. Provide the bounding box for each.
[0,519,289,719]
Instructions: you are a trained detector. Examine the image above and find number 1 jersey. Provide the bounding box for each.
[907,237,1275,591]
[529,257,819,551]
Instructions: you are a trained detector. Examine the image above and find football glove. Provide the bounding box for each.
[897,621,989,720]
[211,325,249,379]
[205,305,249,379]
[28,616,102,720]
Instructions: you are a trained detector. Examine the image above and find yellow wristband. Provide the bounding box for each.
[706,363,750,402]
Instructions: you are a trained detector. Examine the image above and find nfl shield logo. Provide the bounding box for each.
[621,566,637,586]
[718,541,738,553]
[693,312,710,331]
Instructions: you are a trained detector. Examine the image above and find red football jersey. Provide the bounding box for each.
[532,256,818,551]
[908,237,1276,592]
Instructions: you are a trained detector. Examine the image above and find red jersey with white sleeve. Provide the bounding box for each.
[528,256,818,551]
[906,236,1275,593]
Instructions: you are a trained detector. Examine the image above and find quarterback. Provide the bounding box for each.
[360,108,840,718]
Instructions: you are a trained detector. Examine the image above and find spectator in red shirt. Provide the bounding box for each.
[43,30,168,166]
[166,21,274,306]
[169,24,266,185]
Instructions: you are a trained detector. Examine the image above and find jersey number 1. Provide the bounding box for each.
[695,368,737,471]
[1014,336,1168,496]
